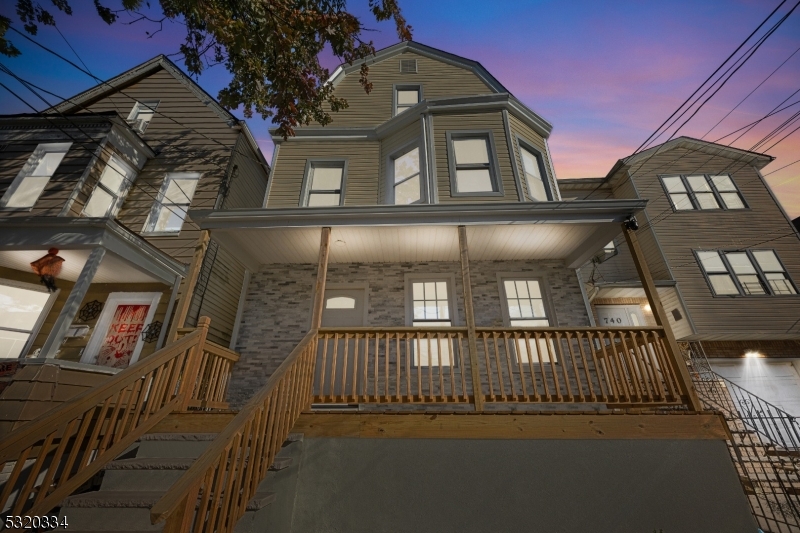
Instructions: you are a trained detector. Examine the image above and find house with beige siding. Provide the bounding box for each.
[565,137,800,415]
[1,42,784,532]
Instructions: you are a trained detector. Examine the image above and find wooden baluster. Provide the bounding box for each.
[497,332,515,401]
[350,334,359,403]
[177,316,210,412]
[487,333,502,401]
[653,333,679,402]
[564,332,584,402]
[228,422,252,526]
[436,332,445,401]
[544,332,562,401]
[0,445,32,511]
[585,332,609,402]
[363,333,371,403]
[79,398,112,470]
[533,332,550,401]
[384,333,390,402]
[195,468,216,533]
[216,437,241,533]
[630,331,656,402]
[636,331,661,401]
[603,331,628,402]
[509,332,528,401]
[249,403,270,493]
[12,432,55,515]
[396,333,402,402]
[98,386,132,456]
[457,333,468,401]
[644,331,667,402]
[340,334,350,404]
[415,333,422,402]
[426,332,434,402]
[372,333,379,403]
[33,420,76,506]
[58,409,95,486]
[618,331,645,402]
[481,333,496,401]
[318,334,329,402]
[329,333,339,403]
[447,333,457,402]
[575,332,597,402]
[553,332,573,401]
[523,332,540,402]
[405,333,412,401]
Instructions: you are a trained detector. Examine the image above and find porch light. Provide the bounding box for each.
[643,304,652,313]
[30,247,64,292]
[745,351,763,358]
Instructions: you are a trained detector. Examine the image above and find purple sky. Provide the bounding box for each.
[1,0,799,217]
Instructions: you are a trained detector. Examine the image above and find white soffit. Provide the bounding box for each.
[221,224,600,264]
[594,286,673,299]
[0,249,163,284]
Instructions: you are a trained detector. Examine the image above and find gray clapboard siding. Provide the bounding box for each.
[630,147,800,337]
[185,241,246,346]
[221,133,270,209]
[0,125,109,217]
[84,67,239,264]
[310,51,494,128]
[433,111,519,203]
[507,114,557,200]
[267,140,380,207]
[379,119,423,203]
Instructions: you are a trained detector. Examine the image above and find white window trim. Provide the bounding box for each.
[496,273,557,327]
[80,291,162,367]
[0,277,59,358]
[0,142,72,210]
[81,154,137,218]
[127,100,160,134]
[142,171,202,235]
[300,159,348,207]
[393,84,423,116]
[403,273,459,326]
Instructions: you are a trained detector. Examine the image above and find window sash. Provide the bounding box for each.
[83,155,135,218]
[519,145,549,201]
[393,147,422,205]
[662,174,746,211]
[127,101,159,133]
[144,172,200,233]
[452,137,496,194]
[305,163,344,206]
[697,249,797,296]
[395,88,420,115]
[1,143,71,208]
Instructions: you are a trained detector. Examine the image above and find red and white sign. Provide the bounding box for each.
[96,304,150,369]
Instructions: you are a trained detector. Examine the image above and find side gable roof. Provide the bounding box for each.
[327,41,509,94]
[49,55,238,127]
[605,136,775,182]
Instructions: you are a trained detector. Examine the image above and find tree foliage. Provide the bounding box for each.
[0,0,412,137]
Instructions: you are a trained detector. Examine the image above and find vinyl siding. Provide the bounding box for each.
[267,140,380,207]
[185,241,246,346]
[220,134,270,209]
[0,123,109,217]
[379,119,424,203]
[82,67,239,264]
[433,111,519,203]
[507,114,558,201]
[629,147,800,338]
[314,51,495,128]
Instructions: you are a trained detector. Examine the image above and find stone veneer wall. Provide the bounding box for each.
[229,260,590,406]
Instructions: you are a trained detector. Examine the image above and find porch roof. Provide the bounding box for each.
[0,217,186,284]
[191,200,647,268]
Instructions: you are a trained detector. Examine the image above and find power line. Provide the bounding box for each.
[765,157,800,175]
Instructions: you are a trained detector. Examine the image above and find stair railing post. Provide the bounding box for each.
[622,222,702,411]
[177,316,211,412]
[308,227,331,405]
[160,484,201,533]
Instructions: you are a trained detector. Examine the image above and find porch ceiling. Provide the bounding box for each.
[0,248,165,284]
[212,223,619,267]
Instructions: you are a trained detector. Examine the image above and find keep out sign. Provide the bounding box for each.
[97,304,150,368]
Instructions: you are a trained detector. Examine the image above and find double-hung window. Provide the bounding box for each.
[392,146,422,204]
[83,155,136,218]
[303,162,345,206]
[661,174,746,211]
[518,142,551,201]
[127,101,159,134]
[143,172,200,234]
[1,143,71,209]
[394,85,420,115]
[410,279,453,366]
[696,250,797,296]
[501,278,555,363]
[447,132,501,195]
[0,279,54,358]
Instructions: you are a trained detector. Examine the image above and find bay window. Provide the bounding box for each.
[1,143,71,209]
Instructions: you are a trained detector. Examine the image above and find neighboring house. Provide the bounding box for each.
[565,137,800,414]
[0,55,269,433]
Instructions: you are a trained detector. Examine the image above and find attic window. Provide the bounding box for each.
[400,59,417,74]
[127,101,159,134]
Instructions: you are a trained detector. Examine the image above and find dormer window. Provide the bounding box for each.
[82,155,136,218]
[127,101,159,134]
[517,141,552,201]
[302,161,346,207]
[394,85,421,115]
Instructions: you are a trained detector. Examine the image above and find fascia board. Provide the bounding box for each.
[100,220,187,283]
[189,200,648,229]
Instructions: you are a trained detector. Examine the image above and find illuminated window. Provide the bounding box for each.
[1,143,71,208]
[661,174,746,211]
[696,249,796,296]
[143,172,200,234]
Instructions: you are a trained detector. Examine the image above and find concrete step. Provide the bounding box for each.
[270,456,293,471]
[136,433,217,458]
[63,490,276,511]
[99,457,196,492]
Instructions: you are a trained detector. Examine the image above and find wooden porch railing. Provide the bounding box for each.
[0,316,237,517]
[151,330,318,533]
[313,326,687,408]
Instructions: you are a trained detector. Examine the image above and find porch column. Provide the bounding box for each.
[311,227,332,330]
[41,246,105,358]
[167,230,210,342]
[622,223,702,411]
[458,226,485,412]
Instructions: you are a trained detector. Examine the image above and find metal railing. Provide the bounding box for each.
[687,342,800,533]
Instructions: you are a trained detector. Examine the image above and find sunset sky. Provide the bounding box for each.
[1,0,798,217]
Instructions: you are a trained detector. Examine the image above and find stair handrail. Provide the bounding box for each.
[0,317,215,518]
[151,329,318,532]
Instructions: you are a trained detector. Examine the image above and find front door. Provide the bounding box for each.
[318,288,367,400]
[596,305,645,327]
